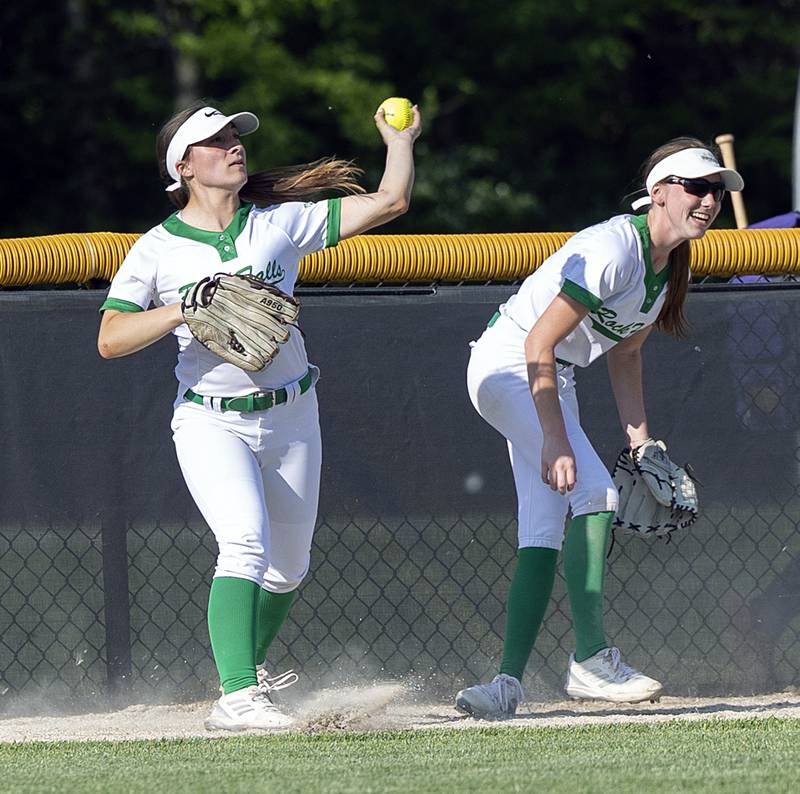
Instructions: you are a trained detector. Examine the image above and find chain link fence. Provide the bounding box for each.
[1,285,799,710]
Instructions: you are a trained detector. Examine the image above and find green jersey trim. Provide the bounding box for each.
[326,198,342,248]
[629,213,671,313]
[561,278,603,311]
[161,203,253,263]
[99,298,144,314]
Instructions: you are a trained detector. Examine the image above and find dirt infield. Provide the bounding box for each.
[2,685,800,743]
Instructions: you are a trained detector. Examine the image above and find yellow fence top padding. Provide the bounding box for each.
[0,233,141,287]
[1,228,798,287]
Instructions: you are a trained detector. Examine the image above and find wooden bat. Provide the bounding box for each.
[714,134,749,228]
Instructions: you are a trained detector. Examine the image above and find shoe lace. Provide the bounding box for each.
[258,669,299,695]
[250,689,282,712]
[493,675,523,710]
[603,647,636,682]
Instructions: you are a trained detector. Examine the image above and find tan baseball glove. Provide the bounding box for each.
[181,273,300,372]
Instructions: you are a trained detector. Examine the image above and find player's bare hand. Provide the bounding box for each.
[374,105,422,146]
[541,438,577,494]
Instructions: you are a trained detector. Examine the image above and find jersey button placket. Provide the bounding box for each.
[217,234,237,262]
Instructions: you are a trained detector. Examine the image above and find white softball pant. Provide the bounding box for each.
[467,315,618,550]
[171,387,321,592]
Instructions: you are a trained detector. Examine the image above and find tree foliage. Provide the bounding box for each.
[3,0,798,236]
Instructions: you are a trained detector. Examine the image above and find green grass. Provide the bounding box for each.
[2,719,799,794]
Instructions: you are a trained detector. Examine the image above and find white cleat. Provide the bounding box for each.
[565,647,663,703]
[455,673,524,720]
[205,685,294,731]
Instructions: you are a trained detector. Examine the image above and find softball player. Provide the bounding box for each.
[456,137,743,719]
[97,99,421,730]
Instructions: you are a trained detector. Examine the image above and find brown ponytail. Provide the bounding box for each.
[657,240,691,337]
[240,158,365,206]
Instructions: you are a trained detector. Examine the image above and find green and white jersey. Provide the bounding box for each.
[500,214,674,367]
[101,198,341,394]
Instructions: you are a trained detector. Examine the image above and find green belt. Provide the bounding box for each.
[487,310,573,368]
[184,367,315,413]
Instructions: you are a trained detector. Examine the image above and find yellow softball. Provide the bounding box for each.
[378,97,414,131]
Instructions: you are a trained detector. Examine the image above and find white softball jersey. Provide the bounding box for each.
[500,214,671,366]
[101,199,341,395]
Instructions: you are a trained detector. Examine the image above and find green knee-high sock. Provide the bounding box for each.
[499,547,559,682]
[207,577,260,695]
[254,589,296,666]
[563,511,614,663]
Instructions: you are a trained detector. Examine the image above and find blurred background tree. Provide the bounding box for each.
[2,0,797,236]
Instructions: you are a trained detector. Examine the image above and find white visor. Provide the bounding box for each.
[631,147,744,210]
[165,106,260,192]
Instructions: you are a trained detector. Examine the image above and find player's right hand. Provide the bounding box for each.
[541,438,577,494]
[374,105,422,146]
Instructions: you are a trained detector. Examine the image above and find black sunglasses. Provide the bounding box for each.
[664,176,726,202]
